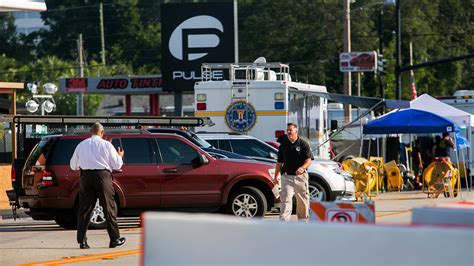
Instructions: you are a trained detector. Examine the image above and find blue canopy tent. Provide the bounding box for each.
[363,108,470,195]
[363,109,469,149]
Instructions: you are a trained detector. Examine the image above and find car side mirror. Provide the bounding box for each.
[268,152,278,160]
[191,154,209,168]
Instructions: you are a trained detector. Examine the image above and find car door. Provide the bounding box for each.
[156,136,222,208]
[110,137,161,208]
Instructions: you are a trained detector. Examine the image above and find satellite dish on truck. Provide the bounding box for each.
[253,57,267,67]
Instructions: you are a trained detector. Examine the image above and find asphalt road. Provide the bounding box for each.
[0,190,472,265]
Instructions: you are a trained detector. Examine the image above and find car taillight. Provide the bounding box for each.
[39,170,56,189]
[196,103,207,110]
[275,130,285,139]
[11,165,16,183]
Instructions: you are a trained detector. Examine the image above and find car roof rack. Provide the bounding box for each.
[9,115,213,127]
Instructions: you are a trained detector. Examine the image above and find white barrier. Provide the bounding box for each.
[143,212,474,266]
[412,201,474,227]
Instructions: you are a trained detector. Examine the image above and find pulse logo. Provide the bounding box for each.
[169,15,224,62]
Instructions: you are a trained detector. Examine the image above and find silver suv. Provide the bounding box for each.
[197,133,355,201]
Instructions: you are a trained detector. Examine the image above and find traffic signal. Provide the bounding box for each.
[377,54,387,75]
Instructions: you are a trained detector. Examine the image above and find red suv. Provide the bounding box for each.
[18,132,277,229]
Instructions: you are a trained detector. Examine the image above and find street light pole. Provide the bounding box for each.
[395,0,402,100]
[343,0,352,121]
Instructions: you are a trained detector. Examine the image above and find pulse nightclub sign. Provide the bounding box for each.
[58,76,162,94]
[161,2,236,92]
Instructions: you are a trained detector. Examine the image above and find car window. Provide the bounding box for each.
[25,139,53,167]
[190,133,213,148]
[218,139,232,152]
[157,138,199,164]
[49,139,83,165]
[121,138,155,164]
[230,139,274,158]
[111,139,121,150]
[205,139,219,149]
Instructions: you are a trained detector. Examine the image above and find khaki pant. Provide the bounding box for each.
[280,172,310,221]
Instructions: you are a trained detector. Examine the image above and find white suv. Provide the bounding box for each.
[197,133,355,201]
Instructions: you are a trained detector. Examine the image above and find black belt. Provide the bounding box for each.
[82,169,110,172]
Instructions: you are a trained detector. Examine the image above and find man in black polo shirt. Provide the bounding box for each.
[275,123,313,221]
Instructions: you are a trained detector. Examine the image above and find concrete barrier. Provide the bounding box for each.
[413,201,474,227]
[0,165,12,209]
[143,212,474,265]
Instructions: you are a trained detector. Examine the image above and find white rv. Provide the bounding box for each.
[194,60,331,159]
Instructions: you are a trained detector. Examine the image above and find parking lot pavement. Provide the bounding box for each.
[0,208,29,220]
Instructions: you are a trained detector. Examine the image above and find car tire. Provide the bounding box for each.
[227,186,267,218]
[87,199,118,230]
[339,155,354,164]
[309,179,329,202]
[54,214,77,230]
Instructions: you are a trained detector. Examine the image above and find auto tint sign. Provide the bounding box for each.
[339,51,377,72]
[161,2,236,92]
[59,76,162,94]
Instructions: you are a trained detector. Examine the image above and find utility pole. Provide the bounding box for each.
[77,34,84,116]
[395,0,402,100]
[378,10,386,100]
[343,0,352,121]
[100,2,106,65]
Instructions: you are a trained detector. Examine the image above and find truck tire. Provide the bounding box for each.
[227,186,267,218]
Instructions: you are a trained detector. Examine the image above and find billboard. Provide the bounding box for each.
[59,76,162,94]
[339,51,377,72]
[161,2,236,92]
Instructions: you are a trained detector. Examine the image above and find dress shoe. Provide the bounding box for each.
[109,237,126,248]
[79,242,90,249]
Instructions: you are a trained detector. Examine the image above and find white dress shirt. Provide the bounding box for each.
[70,135,123,172]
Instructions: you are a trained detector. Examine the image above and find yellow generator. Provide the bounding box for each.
[383,160,404,192]
[423,158,459,198]
[342,157,378,200]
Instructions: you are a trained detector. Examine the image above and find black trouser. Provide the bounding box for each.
[77,170,120,243]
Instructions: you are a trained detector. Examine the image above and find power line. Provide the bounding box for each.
[0,63,129,76]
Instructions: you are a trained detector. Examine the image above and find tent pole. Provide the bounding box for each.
[454,136,462,199]
[461,149,469,198]
[367,138,371,159]
[468,125,472,193]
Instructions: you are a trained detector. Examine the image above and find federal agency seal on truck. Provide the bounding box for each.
[225,101,257,132]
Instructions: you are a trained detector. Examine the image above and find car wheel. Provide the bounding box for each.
[227,186,267,218]
[309,180,328,202]
[290,179,329,214]
[54,214,77,230]
[88,199,118,229]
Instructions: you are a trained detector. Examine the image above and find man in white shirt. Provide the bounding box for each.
[70,122,125,249]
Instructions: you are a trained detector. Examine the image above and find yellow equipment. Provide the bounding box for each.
[342,157,379,200]
[423,159,459,198]
[383,160,403,192]
[369,156,385,192]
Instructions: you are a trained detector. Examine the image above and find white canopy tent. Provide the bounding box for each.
[410,94,473,185]
[0,1,47,12]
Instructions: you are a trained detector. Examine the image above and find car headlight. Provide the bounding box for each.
[268,168,276,179]
[342,171,354,181]
[332,167,353,181]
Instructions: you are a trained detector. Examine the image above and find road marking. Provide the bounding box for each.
[378,195,426,200]
[20,249,142,265]
[376,210,411,218]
